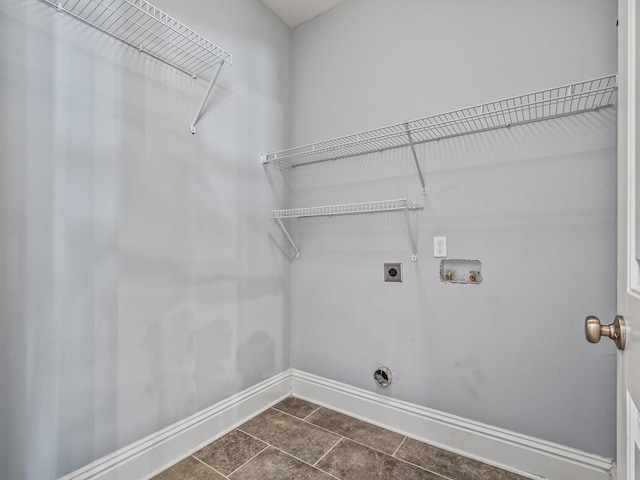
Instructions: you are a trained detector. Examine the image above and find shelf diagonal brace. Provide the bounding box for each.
[403,207,419,262]
[404,123,427,195]
[274,218,301,260]
[190,61,225,134]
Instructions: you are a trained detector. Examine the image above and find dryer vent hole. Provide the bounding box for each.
[374,367,392,387]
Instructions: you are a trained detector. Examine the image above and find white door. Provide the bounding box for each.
[617,1,640,479]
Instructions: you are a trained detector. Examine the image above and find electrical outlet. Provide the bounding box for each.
[384,263,403,282]
[433,236,447,257]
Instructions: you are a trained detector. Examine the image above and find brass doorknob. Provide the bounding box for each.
[585,315,626,350]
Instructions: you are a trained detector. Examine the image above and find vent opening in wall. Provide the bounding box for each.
[374,367,392,387]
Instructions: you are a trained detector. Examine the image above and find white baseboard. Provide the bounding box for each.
[291,369,614,480]
[59,370,291,480]
[59,369,614,480]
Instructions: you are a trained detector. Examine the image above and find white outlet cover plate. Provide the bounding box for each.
[433,236,447,257]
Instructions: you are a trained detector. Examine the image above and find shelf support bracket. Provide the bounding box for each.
[403,208,419,262]
[190,61,225,134]
[275,218,301,259]
[404,123,426,195]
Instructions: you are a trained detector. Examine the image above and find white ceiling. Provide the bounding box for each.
[261,0,347,28]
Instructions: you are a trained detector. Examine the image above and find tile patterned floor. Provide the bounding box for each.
[154,397,528,480]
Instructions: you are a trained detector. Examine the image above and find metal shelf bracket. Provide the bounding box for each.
[404,123,427,195]
[191,61,225,134]
[403,208,419,262]
[275,218,300,260]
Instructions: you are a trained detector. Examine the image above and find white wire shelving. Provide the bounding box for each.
[272,199,424,260]
[261,74,618,193]
[39,0,233,133]
[272,198,423,219]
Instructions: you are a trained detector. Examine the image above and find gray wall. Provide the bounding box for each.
[0,1,291,478]
[0,0,620,476]
[289,0,618,457]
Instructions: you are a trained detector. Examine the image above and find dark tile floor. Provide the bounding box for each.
[154,397,528,480]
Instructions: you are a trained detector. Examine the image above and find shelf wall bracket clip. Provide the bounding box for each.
[404,123,427,195]
[275,218,301,260]
[190,61,225,134]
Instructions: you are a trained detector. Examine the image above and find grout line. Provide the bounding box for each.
[240,410,457,480]
[313,436,344,467]
[303,420,350,440]
[292,410,398,457]
[272,406,291,416]
[224,443,270,477]
[303,406,322,420]
[271,406,305,421]
[191,455,230,479]
[272,405,319,420]
[392,436,407,457]
[270,407,343,439]
[238,428,342,480]
[388,453,452,480]
[315,434,452,479]
[277,448,343,480]
[269,406,446,477]
[237,427,268,443]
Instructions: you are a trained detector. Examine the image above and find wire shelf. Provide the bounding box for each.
[40,0,232,78]
[271,199,424,219]
[263,74,617,168]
